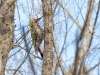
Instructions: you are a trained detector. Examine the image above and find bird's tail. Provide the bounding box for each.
[37,47,43,58]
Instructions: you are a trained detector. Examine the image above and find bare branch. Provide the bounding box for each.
[85,62,100,74]
[55,0,82,30]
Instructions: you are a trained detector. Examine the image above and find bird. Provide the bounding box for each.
[29,17,43,58]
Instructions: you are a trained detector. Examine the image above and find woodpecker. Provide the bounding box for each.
[29,17,43,58]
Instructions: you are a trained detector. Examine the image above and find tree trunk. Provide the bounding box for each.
[42,0,54,75]
[0,0,15,75]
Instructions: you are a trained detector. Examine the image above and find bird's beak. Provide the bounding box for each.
[37,16,43,21]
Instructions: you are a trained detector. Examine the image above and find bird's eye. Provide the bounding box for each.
[34,19,36,21]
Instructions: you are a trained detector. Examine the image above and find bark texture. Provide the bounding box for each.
[0,0,15,75]
[42,0,54,75]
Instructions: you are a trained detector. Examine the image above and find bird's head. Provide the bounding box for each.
[30,16,42,24]
[30,18,38,24]
[29,17,42,26]
[29,18,38,27]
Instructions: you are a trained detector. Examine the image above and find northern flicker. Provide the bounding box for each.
[29,17,43,58]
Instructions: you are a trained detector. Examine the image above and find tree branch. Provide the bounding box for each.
[55,0,82,30]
